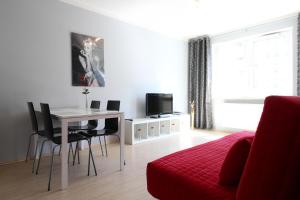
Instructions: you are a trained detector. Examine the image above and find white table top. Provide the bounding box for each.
[49,108,122,119]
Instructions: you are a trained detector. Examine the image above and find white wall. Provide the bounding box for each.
[211,16,298,131]
[0,0,187,163]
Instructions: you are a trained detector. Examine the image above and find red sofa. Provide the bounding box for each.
[147,96,300,200]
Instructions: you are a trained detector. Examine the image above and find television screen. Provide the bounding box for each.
[146,93,173,116]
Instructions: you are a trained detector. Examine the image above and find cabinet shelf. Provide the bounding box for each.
[125,114,190,145]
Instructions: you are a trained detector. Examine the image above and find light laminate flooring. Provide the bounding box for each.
[0,130,228,200]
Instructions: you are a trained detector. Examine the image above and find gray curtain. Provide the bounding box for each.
[188,36,213,129]
[297,13,300,95]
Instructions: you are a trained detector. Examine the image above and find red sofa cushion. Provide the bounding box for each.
[219,136,253,186]
[237,96,300,200]
[147,131,254,200]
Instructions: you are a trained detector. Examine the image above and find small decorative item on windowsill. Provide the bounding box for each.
[82,87,90,109]
[190,101,195,129]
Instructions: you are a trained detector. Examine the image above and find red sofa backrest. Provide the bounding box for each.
[237,96,300,200]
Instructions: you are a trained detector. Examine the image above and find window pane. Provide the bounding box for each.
[212,28,293,99]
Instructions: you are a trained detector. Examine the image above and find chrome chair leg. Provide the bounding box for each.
[73,142,80,166]
[26,133,35,162]
[36,139,48,175]
[70,143,75,157]
[88,139,97,176]
[88,140,91,176]
[104,136,108,157]
[48,145,59,191]
[68,143,76,164]
[77,142,80,164]
[58,146,61,156]
[98,136,104,156]
[32,137,40,173]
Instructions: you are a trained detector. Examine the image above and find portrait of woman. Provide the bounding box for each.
[71,32,105,87]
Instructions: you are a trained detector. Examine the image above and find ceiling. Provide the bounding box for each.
[61,0,300,40]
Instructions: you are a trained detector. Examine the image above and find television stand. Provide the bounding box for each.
[125,114,190,145]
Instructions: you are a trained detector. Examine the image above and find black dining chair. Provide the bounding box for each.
[80,100,120,157]
[31,105,76,175]
[40,103,97,191]
[26,102,62,173]
[68,100,100,131]
[68,100,103,159]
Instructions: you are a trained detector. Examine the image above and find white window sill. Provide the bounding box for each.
[223,99,264,104]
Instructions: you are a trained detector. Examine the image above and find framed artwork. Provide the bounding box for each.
[71,32,105,87]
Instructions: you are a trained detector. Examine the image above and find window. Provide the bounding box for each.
[212,28,293,100]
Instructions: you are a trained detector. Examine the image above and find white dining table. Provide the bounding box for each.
[49,108,125,190]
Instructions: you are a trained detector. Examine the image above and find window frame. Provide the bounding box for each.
[211,16,298,104]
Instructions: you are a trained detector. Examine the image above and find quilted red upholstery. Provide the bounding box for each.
[237,96,300,200]
[147,96,300,200]
[147,131,254,200]
[219,136,253,186]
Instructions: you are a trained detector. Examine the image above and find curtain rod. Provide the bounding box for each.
[211,12,299,39]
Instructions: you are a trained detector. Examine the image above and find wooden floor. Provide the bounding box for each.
[0,130,228,200]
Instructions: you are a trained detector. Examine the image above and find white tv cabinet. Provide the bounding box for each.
[125,114,190,145]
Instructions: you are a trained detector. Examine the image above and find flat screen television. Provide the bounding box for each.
[146,93,173,117]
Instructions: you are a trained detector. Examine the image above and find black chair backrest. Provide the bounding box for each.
[27,102,39,133]
[91,100,100,109]
[40,103,54,140]
[88,100,100,128]
[105,100,120,131]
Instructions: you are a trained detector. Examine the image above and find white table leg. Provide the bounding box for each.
[61,120,69,189]
[120,113,125,170]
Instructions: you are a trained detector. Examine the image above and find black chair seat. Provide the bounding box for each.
[80,129,118,137]
[52,133,87,145]
[68,125,95,131]
[37,127,61,137]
